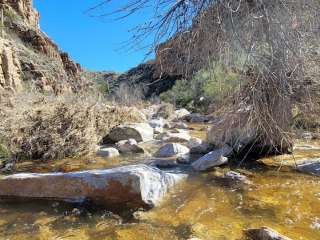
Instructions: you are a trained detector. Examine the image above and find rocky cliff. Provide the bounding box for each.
[0,0,91,94]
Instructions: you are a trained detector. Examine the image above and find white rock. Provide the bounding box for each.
[192,145,233,171]
[107,123,154,143]
[116,139,144,153]
[154,127,164,134]
[97,147,120,157]
[172,108,190,120]
[0,165,185,208]
[154,143,190,158]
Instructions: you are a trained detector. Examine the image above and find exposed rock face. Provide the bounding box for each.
[0,40,22,91]
[106,123,154,143]
[114,62,181,99]
[245,227,292,240]
[0,164,185,209]
[0,0,91,94]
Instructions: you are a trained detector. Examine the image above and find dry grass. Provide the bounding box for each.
[0,91,143,161]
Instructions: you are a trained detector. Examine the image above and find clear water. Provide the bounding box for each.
[0,124,319,240]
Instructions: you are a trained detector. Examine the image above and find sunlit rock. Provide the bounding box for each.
[154,143,190,158]
[106,123,154,143]
[192,145,233,171]
[97,147,120,157]
[0,164,184,209]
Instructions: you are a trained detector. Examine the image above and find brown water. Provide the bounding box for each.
[1,125,320,240]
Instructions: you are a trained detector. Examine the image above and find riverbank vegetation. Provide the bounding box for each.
[0,91,143,162]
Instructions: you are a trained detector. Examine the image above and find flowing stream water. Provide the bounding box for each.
[0,124,319,240]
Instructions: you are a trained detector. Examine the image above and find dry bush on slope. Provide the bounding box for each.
[0,92,143,161]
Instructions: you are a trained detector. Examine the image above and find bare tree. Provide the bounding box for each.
[88,0,320,158]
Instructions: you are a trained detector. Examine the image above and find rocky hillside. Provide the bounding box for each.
[0,0,92,94]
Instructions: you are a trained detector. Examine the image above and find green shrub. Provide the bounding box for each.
[160,62,241,111]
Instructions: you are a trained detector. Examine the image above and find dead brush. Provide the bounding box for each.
[0,92,143,161]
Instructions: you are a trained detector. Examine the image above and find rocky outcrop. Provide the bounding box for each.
[0,164,185,209]
[113,61,181,99]
[0,0,91,94]
[0,40,22,91]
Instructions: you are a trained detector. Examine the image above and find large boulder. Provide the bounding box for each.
[154,143,190,158]
[106,123,154,143]
[0,165,184,209]
[192,145,233,171]
[244,227,292,240]
[149,118,166,128]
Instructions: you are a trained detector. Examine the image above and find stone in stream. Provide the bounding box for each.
[154,143,190,158]
[215,171,252,187]
[106,123,154,143]
[244,227,292,240]
[148,118,167,128]
[96,147,120,157]
[156,131,191,143]
[115,139,145,154]
[192,145,233,171]
[296,158,320,176]
[187,138,212,154]
[0,164,185,209]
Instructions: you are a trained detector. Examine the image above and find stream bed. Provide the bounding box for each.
[0,124,319,240]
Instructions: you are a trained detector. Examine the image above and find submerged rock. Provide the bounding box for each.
[296,158,320,176]
[154,143,190,158]
[192,145,233,171]
[116,139,144,154]
[106,123,154,143]
[0,165,184,209]
[147,158,178,168]
[96,147,120,157]
[215,171,252,187]
[244,227,292,240]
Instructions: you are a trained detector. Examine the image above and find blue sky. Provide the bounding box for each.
[34,0,153,72]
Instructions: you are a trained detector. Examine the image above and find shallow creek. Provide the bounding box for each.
[0,124,320,240]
